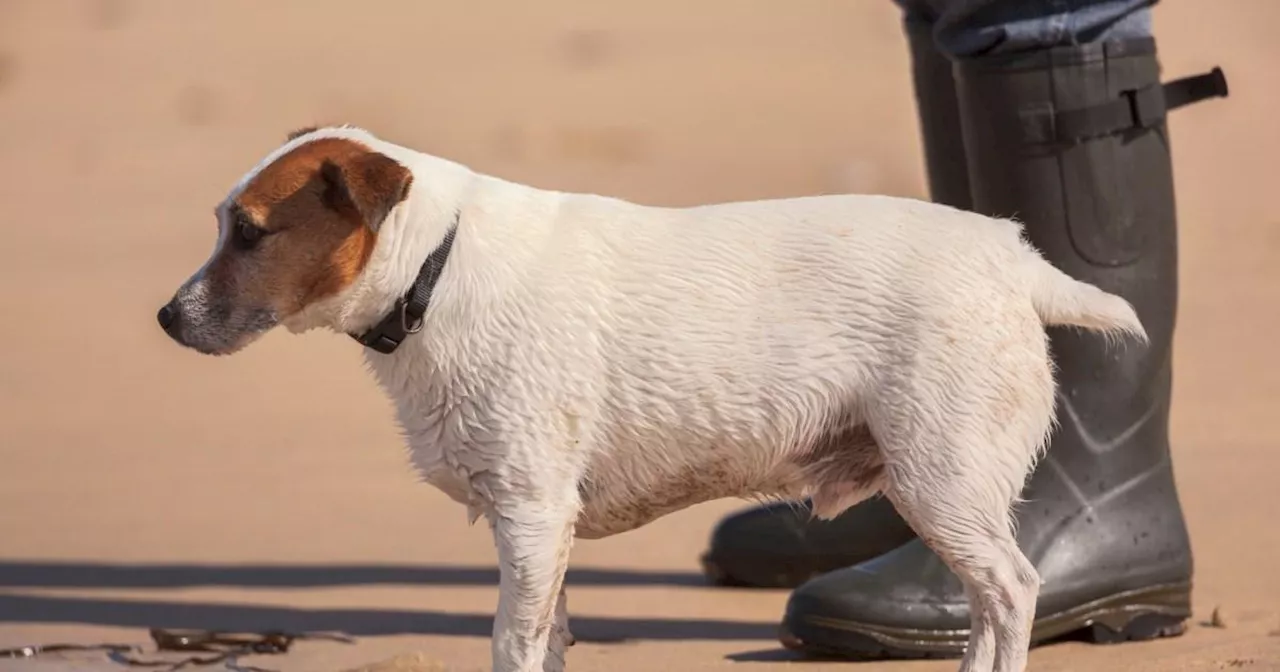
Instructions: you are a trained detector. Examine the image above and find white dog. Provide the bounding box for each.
[158,125,1146,672]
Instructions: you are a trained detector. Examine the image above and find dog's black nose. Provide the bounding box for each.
[157,302,178,332]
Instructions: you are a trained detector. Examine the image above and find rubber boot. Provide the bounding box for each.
[780,38,1228,657]
[699,18,970,589]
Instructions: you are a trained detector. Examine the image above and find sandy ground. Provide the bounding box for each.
[1,1,1278,670]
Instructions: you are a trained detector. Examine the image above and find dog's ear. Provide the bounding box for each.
[286,126,319,142]
[319,153,413,233]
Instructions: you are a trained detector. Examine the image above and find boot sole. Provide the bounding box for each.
[779,580,1191,659]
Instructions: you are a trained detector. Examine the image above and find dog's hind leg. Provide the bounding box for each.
[871,333,1054,672]
[961,581,995,670]
[879,425,1041,672]
[487,486,579,672]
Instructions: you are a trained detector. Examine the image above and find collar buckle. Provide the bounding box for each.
[349,219,459,355]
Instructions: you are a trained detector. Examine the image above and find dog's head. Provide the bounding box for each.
[158,127,413,355]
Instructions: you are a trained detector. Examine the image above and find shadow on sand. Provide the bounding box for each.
[0,560,709,590]
[0,561,781,644]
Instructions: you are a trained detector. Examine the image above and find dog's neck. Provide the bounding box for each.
[282,131,478,341]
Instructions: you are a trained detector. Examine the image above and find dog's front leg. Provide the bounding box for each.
[490,498,577,672]
[543,586,572,672]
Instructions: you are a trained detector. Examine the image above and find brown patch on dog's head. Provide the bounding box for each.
[232,136,414,305]
[158,132,413,355]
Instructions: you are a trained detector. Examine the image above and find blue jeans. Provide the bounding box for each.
[894,0,1157,58]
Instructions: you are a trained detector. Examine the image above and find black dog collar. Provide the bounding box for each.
[350,221,459,355]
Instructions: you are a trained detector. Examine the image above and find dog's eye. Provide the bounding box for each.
[232,220,266,250]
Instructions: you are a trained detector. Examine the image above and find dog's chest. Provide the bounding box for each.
[366,361,478,507]
[406,434,475,508]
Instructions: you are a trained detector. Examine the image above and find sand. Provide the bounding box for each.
[1,1,1278,670]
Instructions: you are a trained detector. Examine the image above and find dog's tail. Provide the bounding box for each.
[1022,246,1148,343]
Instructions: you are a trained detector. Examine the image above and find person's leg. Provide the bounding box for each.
[698,0,969,590]
[927,0,1156,58]
[776,0,1229,658]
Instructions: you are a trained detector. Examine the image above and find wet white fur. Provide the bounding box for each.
[243,126,1145,672]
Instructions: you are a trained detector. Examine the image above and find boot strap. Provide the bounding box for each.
[1037,67,1228,144]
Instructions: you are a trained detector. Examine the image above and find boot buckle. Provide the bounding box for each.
[1046,66,1230,144]
[1124,85,1168,131]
